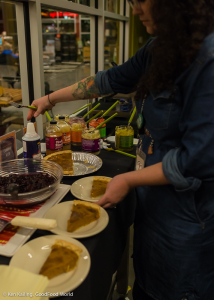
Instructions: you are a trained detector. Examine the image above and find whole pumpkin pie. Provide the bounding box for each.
[67,200,100,232]
[39,239,82,279]
[44,150,73,175]
[90,176,111,198]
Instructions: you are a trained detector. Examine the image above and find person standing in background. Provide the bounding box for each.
[0,42,19,66]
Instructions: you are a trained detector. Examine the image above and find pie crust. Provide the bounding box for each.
[39,239,82,279]
[67,200,100,233]
[90,176,111,198]
[54,239,83,256]
[44,150,73,175]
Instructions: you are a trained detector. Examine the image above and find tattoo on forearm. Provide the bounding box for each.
[72,75,101,99]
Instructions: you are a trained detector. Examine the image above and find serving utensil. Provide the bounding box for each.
[103,146,136,158]
[128,106,136,128]
[7,183,19,199]
[84,101,119,125]
[82,103,101,119]
[87,113,118,134]
[70,103,92,115]
[9,101,52,121]
[96,113,118,130]
[102,100,119,118]
[86,110,103,124]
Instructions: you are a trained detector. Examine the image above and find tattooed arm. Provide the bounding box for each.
[27,75,111,120]
[71,75,101,99]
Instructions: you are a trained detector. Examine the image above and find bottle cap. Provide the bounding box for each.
[50,120,57,124]
[59,116,65,120]
[26,122,36,134]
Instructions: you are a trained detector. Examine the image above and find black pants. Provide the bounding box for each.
[132,281,155,300]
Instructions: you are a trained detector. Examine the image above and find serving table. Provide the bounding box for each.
[0,149,136,300]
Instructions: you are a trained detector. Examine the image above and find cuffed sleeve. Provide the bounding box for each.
[162,148,202,192]
[162,56,214,192]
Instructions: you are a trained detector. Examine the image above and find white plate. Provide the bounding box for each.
[9,235,90,297]
[70,176,111,202]
[0,184,71,257]
[106,136,139,145]
[44,201,109,239]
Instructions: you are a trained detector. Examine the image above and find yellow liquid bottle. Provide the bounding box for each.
[57,116,71,151]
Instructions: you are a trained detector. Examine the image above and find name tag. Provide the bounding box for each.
[135,138,146,170]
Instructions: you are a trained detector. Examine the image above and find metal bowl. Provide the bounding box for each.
[0,159,63,206]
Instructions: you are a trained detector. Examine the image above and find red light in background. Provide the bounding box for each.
[49,11,77,18]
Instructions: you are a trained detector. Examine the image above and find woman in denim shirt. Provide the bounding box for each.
[28,0,214,299]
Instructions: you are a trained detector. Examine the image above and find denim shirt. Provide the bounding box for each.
[95,33,214,300]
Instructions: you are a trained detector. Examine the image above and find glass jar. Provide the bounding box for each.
[81,128,101,155]
[70,116,86,146]
[89,117,106,139]
[115,125,134,152]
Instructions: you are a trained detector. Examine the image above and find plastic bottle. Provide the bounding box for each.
[22,122,41,159]
[45,120,63,156]
[57,116,71,150]
[54,114,70,123]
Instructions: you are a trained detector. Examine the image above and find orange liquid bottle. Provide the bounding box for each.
[57,116,71,150]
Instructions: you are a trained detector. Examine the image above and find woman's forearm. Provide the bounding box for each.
[124,162,170,189]
[50,75,101,105]
[96,162,170,208]
[27,74,114,120]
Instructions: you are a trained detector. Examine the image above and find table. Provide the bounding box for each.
[0,148,136,300]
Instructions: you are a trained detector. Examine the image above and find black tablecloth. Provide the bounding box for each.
[0,149,136,300]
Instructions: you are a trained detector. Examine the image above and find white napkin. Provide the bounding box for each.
[0,265,49,300]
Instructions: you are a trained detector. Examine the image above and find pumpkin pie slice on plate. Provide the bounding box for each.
[67,200,100,233]
[39,239,82,279]
[44,150,73,175]
[90,176,111,198]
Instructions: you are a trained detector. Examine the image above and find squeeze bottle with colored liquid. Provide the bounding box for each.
[22,122,41,159]
[57,116,71,150]
[45,120,63,156]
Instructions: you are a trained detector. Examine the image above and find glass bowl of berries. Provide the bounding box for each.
[0,159,63,206]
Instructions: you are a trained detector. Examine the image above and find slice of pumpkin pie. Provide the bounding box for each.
[44,150,73,175]
[90,176,111,198]
[67,200,100,233]
[39,239,82,279]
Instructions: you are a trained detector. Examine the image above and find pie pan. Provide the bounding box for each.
[69,152,102,176]
[0,159,63,206]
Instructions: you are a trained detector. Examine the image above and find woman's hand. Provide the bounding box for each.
[96,163,170,209]
[27,95,53,121]
[96,174,132,209]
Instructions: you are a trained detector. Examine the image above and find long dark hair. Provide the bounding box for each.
[136,0,214,98]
